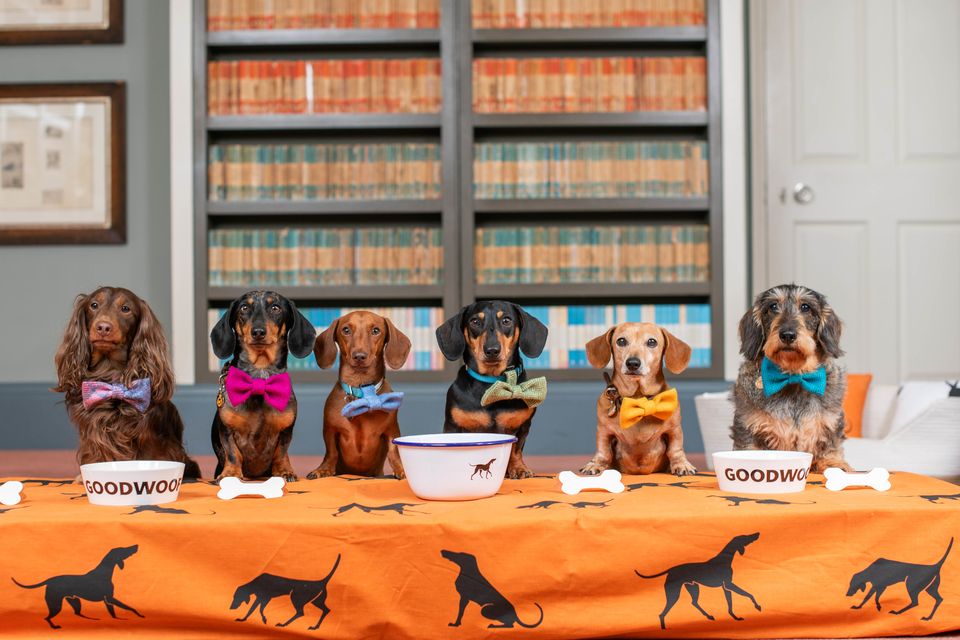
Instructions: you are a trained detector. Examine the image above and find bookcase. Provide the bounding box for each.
[193,0,723,383]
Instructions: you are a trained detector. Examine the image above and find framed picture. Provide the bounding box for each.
[0,83,125,245]
[0,0,122,45]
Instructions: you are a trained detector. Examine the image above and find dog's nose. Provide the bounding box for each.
[625,357,641,371]
[779,329,797,344]
[95,322,113,336]
[352,351,367,362]
[251,326,267,339]
[483,344,501,358]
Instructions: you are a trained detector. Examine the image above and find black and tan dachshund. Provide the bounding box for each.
[441,550,544,629]
[847,537,952,620]
[231,554,340,630]
[636,532,762,630]
[436,301,548,479]
[12,545,143,630]
[210,291,316,481]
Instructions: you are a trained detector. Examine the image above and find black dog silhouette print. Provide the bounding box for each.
[516,500,564,510]
[231,554,341,630]
[470,459,497,479]
[708,495,814,507]
[636,533,762,630]
[847,537,952,620]
[441,550,543,629]
[329,502,426,517]
[12,545,143,629]
[917,492,960,504]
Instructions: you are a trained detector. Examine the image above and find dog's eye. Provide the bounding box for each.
[616,337,627,347]
[646,338,658,348]
[342,326,351,335]
[800,303,811,313]
[768,302,780,313]
[501,317,512,326]
[270,304,281,313]
[372,327,381,335]
[240,303,249,312]
[90,301,99,310]
[120,305,130,313]
[469,317,482,327]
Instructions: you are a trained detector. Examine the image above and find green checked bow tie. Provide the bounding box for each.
[479,369,548,408]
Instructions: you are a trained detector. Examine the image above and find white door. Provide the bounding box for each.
[761,0,960,384]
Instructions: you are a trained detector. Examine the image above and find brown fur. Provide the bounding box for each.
[306,311,412,479]
[580,322,696,476]
[53,287,199,477]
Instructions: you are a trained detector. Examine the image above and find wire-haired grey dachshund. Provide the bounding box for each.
[731,284,851,472]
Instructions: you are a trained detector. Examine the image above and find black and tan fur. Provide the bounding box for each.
[731,284,849,472]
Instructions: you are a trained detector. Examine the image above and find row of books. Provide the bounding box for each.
[208,303,712,372]
[207,59,442,115]
[208,143,442,202]
[472,0,705,28]
[475,224,709,284]
[207,0,440,30]
[208,227,443,286]
[474,141,708,199]
[473,57,706,113]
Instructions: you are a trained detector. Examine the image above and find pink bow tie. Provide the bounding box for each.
[81,378,152,413]
[225,367,292,412]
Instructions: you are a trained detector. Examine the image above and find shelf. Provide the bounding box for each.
[474,282,711,300]
[472,112,708,128]
[207,113,442,131]
[207,28,441,47]
[274,369,449,384]
[472,26,707,45]
[528,366,717,381]
[207,200,443,217]
[208,285,444,303]
[473,197,709,213]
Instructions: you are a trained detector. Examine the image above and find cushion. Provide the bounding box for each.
[889,381,953,436]
[842,373,872,438]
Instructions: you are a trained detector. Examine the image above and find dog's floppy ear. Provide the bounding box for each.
[210,299,240,360]
[284,299,316,359]
[586,327,615,368]
[436,306,466,361]
[738,305,765,362]
[127,296,174,404]
[313,317,341,369]
[816,304,844,359]
[53,293,92,399]
[661,328,691,375]
[514,304,548,358]
[383,316,412,369]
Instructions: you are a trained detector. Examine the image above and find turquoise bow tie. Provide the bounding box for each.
[760,357,827,397]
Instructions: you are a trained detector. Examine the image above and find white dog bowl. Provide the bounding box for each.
[713,450,813,494]
[79,460,186,506]
[393,433,516,501]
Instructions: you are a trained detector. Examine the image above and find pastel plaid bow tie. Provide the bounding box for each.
[341,384,404,418]
[81,378,152,413]
[760,357,827,397]
[225,367,292,412]
[619,387,679,430]
[479,368,548,408]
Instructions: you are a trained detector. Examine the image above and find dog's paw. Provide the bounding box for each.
[280,472,298,483]
[506,464,535,480]
[306,466,335,480]
[670,459,697,476]
[579,460,608,475]
[392,468,406,480]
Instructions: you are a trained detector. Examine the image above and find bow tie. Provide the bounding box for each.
[81,378,152,413]
[760,357,827,397]
[341,381,404,418]
[472,367,548,408]
[225,367,292,412]
[619,388,679,430]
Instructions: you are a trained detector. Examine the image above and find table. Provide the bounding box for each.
[2,471,958,639]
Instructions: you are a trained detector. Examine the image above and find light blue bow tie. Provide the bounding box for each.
[760,357,827,397]
[341,383,404,418]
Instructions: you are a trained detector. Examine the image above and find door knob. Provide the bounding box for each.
[792,182,814,204]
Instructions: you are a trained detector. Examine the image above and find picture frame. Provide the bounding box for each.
[0,82,126,245]
[0,0,123,46]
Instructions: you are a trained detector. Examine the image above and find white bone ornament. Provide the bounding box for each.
[0,481,23,506]
[217,476,286,500]
[823,467,890,492]
[559,469,624,495]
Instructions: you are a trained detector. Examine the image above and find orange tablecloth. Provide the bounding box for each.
[1,472,958,639]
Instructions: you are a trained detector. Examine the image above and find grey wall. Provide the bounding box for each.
[0,0,171,383]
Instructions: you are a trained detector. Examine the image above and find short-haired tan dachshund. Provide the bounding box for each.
[580,322,697,476]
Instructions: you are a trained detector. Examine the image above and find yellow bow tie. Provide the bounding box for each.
[480,369,548,408]
[619,388,679,430]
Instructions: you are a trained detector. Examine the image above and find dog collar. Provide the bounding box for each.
[339,378,384,399]
[465,364,524,384]
[760,357,827,397]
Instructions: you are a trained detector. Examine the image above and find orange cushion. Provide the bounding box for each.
[842,373,872,437]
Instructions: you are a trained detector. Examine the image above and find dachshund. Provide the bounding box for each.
[436,301,549,479]
[580,322,696,476]
[441,550,544,629]
[209,290,315,481]
[231,554,340,630]
[53,287,200,477]
[731,284,850,472]
[306,311,411,479]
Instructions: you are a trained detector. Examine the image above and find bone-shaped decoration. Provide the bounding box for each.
[0,481,23,506]
[558,469,624,495]
[217,476,286,500]
[823,467,890,492]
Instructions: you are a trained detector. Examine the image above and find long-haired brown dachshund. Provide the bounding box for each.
[731,284,850,472]
[209,291,316,481]
[306,311,411,479]
[580,322,697,476]
[53,287,200,477]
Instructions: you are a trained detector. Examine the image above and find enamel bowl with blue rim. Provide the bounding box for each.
[393,433,517,501]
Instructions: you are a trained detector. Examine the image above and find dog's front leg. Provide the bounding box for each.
[386,437,405,479]
[851,585,876,610]
[580,428,615,475]
[449,595,469,627]
[664,420,697,476]
[307,427,340,479]
[506,442,534,479]
[270,428,298,482]
[722,587,744,621]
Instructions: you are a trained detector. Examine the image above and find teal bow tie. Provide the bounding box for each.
[760,357,827,397]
